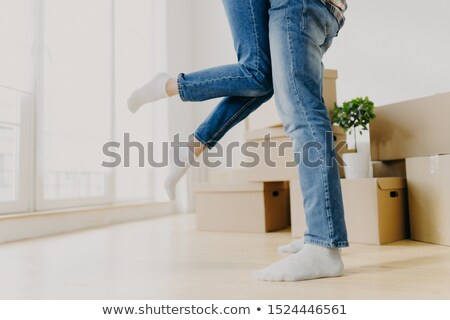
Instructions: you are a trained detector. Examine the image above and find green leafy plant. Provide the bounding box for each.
[330,96,376,152]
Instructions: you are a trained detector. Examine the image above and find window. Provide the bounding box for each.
[0,0,168,215]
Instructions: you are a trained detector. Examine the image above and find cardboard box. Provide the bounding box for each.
[195,182,290,233]
[372,160,406,178]
[370,93,450,161]
[290,178,409,245]
[247,69,338,131]
[243,125,349,180]
[208,169,243,184]
[406,155,450,246]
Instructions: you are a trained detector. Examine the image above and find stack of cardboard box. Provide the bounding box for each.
[370,93,450,246]
[195,70,344,233]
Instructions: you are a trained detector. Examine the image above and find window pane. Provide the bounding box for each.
[0,126,18,202]
[42,0,112,202]
[0,87,22,204]
[0,0,34,92]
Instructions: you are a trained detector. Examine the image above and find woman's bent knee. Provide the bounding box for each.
[240,63,273,96]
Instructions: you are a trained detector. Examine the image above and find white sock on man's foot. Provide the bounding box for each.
[253,243,344,282]
[128,72,171,113]
[278,238,305,253]
[164,146,195,200]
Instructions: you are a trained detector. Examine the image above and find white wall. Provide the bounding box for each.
[323,0,450,106]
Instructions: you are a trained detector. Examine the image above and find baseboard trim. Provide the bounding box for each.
[0,201,175,244]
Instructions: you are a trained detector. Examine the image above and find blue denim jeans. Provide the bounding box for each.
[178,0,348,248]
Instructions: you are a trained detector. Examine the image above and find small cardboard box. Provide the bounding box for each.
[406,155,450,246]
[195,182,290,233]
[290,178,409,245]
[370,92,450,161]
[243,125,349,179]
[247,69,338,131]
[372,160,406,178]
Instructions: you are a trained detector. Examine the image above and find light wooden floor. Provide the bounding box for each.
[0,213,449,299]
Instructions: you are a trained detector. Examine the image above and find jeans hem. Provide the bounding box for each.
[304,236,349,248]
[193,132,212,150]
[177,73,188,102]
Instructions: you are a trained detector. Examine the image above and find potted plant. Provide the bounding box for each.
[330,96,376,179]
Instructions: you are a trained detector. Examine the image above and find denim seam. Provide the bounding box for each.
[205,96,260,148]
[181,75,254,87]
[286,8,335,242]
[312,105,335,240]
[248,0,262,79]
[302,0,307,30]
[177,73,187,102]
[286,13,318,156]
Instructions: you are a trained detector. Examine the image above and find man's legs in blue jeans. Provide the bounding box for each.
[128,0,275,198]
[127,0,273,198]
[253,0,348,281]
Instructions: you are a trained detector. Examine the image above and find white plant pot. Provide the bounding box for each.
[343,153,370,179]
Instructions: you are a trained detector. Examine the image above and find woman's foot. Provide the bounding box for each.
[253,244,344,282]
[164,146,193,200]
[127,72,172,113]
[278,238,305,253]
[164,137,204,200]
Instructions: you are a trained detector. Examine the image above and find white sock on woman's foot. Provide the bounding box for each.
[278,238,305,253]
[253,243,344,282]
[128,72,171,113]
[164,146,196,200]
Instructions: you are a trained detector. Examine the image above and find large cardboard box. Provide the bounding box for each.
[370,93,450,161]
[290,178,409,245]
[195,182,290,233]
[247,69,338,131]
[406,155,450,246]
[243,125,349,179]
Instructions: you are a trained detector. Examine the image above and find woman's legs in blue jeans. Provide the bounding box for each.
[181,0,273,148]
[130,0,272,139]
[162,0,273,199]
